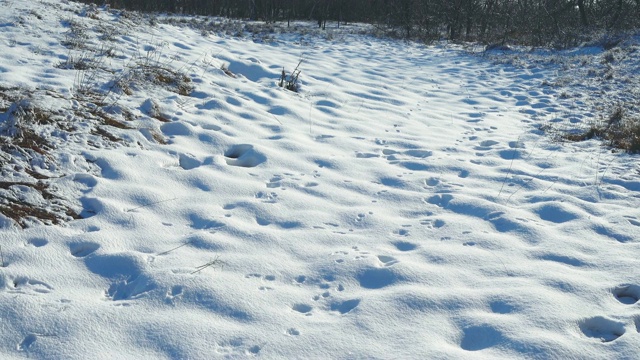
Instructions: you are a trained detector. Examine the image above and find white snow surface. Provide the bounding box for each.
[1,1,640,358]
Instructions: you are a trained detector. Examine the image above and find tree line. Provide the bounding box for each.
[77,0,640,46]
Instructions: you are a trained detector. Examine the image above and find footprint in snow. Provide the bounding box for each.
[420,218,446,229]
[475,139,500,150]
[286,328,300,336]
[107,274,156,301]
[72,173,98,191]
[330,299,361,314]
[460,325,503,351]
[224,144,266,168]
[377,255,398,266]
[312,291,331,301]
[17,334,39,351]
[26,238,48,247]
[612,284,640,305]
[489,300,516,314]
[357,267,401,289]
[266,175,283,188]
[9,277,54,295]
[69,242,100,257]
[534,203,578,224]
[426,194,454,208]
[255,191,278,203]
[393,241,418,251]
[178,153,201,170]
[245,273,276,281]
[246,273,276,290]
[424,177,440,187]
[165,285,184,304]
[292,303,313,315]
[579,316,626,342]
[356,151,379,158]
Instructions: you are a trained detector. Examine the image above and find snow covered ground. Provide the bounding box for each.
[1,0,640,358]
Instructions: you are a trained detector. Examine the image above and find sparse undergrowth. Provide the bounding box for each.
[563,106,640,153]
[0,90,116,227]
[0,4,203,228]
[486,33,640,154]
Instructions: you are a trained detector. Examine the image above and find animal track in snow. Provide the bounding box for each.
[106,274,156,301]
[266,175,284,188]
[213,338,261,356]
[476,140,500,150]
[312,291,331,301]
[381,148,433,171]
[27,238,48,247]
[534,203,578,224]
[9,277,53,295]
[357,267,401,289]
[425,177,440,187]
[579,316,626,343]
[426,194,454,208]
[330,299,361,314]
[420,218,446,229]
[292,303,313,315]
[255,215,301,229]
[612,284,640,305]
[356,151,379,159]
[165,285,184,304]
[246,273,276,290]
[286,328,300,336]
[72,173,98,192]
[224,144,266,168]
[393,241,417,251]
[245,273,276,281]
[255,191,278,203]
[489,300,516,314]
[70,242,100,257]
[17,334,39,351]
[377,255,398,266]
[460,325,502,351]
[178,154,202,172]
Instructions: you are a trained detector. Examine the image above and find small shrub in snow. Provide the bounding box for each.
[278,60,302,92]
[110,45,194,97]
[57,50,99,70]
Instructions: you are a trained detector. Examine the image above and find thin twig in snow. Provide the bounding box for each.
[191,255,226,274]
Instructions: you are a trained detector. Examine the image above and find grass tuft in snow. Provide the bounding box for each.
[564,105,640,153]
[278,59,302,92]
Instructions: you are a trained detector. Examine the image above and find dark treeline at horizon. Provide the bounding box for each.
[75,0,640,46]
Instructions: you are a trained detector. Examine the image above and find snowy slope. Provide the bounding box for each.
[1,1,640,358]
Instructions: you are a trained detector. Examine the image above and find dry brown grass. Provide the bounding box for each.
[563,106,640,153]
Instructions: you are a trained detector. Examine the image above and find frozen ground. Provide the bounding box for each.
[1,1,640,358]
